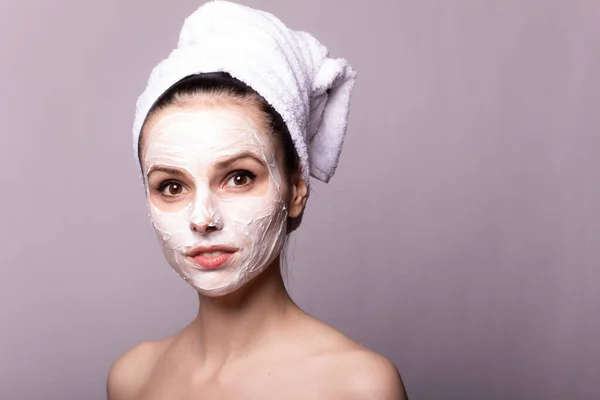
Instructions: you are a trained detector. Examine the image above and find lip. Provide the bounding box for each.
[186,245,238,269]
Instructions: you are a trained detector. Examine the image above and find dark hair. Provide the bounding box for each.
[138,72,303,232]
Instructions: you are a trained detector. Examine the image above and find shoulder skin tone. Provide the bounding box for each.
[108,98,408,399]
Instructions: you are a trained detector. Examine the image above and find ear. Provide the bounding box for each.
[288,172,308,218]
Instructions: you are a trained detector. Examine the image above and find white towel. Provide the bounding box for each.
[133,0,357,183]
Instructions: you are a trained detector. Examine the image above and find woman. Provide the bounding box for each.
[108,1,408,398]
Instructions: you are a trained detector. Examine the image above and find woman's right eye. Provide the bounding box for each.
[157,181,188,197]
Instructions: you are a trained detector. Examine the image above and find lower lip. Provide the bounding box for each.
[191,252,234,269]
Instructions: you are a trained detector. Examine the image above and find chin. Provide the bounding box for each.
[180,262,267,297]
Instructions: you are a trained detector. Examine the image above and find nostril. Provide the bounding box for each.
[190,220,208,233]
[190,216,222,234]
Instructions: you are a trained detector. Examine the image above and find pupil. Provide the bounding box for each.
[170,184,181,194]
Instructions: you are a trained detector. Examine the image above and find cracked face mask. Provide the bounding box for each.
[141,106,288,297]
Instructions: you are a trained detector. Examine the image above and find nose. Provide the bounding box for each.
[189,192,222,235]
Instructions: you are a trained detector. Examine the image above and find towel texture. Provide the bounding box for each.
[133,0,357,183]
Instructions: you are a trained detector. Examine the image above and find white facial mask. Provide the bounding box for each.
[142,108,288,296]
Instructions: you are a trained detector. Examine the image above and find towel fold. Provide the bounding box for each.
[133,0,357,183]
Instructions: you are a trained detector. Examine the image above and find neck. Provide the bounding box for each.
[187,257,298,367]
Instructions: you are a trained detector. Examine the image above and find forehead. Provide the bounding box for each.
[141,103,273,161]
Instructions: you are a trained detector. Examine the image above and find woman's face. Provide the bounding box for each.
[140,102,288,296]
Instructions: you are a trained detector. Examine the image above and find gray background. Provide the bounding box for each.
[1,0,599,399]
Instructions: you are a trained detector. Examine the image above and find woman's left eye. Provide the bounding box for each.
[225,171,256,188]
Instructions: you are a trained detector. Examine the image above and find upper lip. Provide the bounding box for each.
[186,245,238,257]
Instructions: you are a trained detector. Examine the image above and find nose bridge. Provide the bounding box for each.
[190,185,217,223]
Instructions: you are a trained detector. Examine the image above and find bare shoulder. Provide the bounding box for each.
[106,339,171,400]
[334,348,408,400]
[295,315,408,399]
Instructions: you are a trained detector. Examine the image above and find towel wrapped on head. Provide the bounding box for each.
[133,0,357,183]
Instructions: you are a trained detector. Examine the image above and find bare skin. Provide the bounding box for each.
[107,259,407,399]
[108,96,408,399]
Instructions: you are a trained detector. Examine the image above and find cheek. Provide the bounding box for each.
[220,183,287,227]
[147,201,193,250]
[221,197,274,223]
[148,190,192,213]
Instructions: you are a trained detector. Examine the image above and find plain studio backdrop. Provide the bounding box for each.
[1,0,599,399]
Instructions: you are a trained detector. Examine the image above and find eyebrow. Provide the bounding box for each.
[214,151,266,170]
[146,166,189,180]
[145,152,266,179]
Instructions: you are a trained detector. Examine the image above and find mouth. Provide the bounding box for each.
[186,245,238,269]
